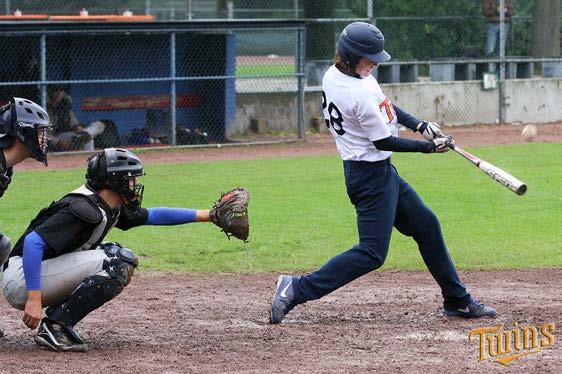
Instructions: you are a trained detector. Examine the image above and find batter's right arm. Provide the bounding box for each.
[373,136,434,153]
[373,136,454,154]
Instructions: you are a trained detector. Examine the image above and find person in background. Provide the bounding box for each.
[47,86,79,152]
[48,86,78,135]
[91,120,121,149]
[70,123,94,151]
[483,0,515,56]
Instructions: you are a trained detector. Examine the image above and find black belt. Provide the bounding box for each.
[343,157,391,166]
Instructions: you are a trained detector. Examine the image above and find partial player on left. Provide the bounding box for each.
[0,97,53,338]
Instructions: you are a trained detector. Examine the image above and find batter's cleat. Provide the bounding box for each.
[443,300,497,318]
[270,275,297,324]
[34,318,88,352]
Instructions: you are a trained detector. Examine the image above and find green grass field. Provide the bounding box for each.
[236,64,294,77]
[1,143,560,273]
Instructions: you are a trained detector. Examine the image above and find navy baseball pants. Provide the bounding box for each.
[293,159,471,310]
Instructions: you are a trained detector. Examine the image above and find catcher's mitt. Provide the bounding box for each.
[210,187,249,242]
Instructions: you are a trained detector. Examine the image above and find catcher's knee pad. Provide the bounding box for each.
[103,255,136,286]
[101,242,138,285]
[101,243,138,269]
[46,250,137,326]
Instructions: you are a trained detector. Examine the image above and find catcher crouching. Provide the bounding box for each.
[1,148,249,352]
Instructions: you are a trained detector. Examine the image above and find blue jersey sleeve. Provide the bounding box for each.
[146,207,198,225]
[22,231,46,291]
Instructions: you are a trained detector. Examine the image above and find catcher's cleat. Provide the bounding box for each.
[443,299,497,318]
[34,318,88,352]
[270,275,297,324]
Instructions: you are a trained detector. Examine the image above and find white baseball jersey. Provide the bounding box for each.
[322,65,398,162]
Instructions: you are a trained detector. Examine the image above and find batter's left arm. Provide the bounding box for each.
[393,104,444,140]
[392,105,420,132]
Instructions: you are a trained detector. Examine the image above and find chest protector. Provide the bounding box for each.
[20,185,119,254]
[68,185,120,251]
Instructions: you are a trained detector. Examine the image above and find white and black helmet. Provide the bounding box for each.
[0,97,53,166]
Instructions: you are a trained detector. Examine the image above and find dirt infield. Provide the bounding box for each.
[15,122,562,171]
[2,123,561,373]
[1,270,560,373]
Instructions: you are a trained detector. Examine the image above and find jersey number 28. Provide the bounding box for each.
[322,91,345,136]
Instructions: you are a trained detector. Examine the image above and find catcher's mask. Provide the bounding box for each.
[86,148,145,211]
[0,97,53,166]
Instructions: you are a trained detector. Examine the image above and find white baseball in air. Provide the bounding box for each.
[521,124,538,142]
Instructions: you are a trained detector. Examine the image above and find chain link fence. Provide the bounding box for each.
[0,21,305,150]
[0,1,560,153]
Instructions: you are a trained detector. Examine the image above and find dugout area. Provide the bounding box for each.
[0,21,246,143]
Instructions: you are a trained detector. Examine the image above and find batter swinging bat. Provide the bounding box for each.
[449,145,527,196]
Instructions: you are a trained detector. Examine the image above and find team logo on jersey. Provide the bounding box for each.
[378,97,395,125]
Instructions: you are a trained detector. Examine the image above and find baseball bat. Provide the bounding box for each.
[450,145,527,196]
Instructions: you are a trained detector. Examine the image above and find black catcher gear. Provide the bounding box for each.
[0,97,52,166]
[0,136,13,198]
[0,233,11,267]
[0,166,12,198]
[45,246,137,327]
[86,148,144,211]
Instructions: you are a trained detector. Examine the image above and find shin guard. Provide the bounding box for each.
[46,256,135,326]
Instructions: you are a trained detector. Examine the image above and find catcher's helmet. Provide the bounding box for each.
[337,22,391,67]
[86,148,145,211]
[0,97,52,166]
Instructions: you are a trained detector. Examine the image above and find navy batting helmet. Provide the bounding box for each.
[86,148,145,211]
[337,22,391,67]
[0,97,52,166]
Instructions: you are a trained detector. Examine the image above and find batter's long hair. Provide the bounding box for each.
[334,51,359,77]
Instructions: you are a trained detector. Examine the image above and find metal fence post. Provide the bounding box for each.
[227,1,234,19]
[5,0,10,15]
[293,0,299,19]
[499,0,506,123]
[367,0,373,22]
[144,0,150,15]
[170,31,177,146]
[40,33,47,109]
[187,0,193,20]
[297,26,306,140]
